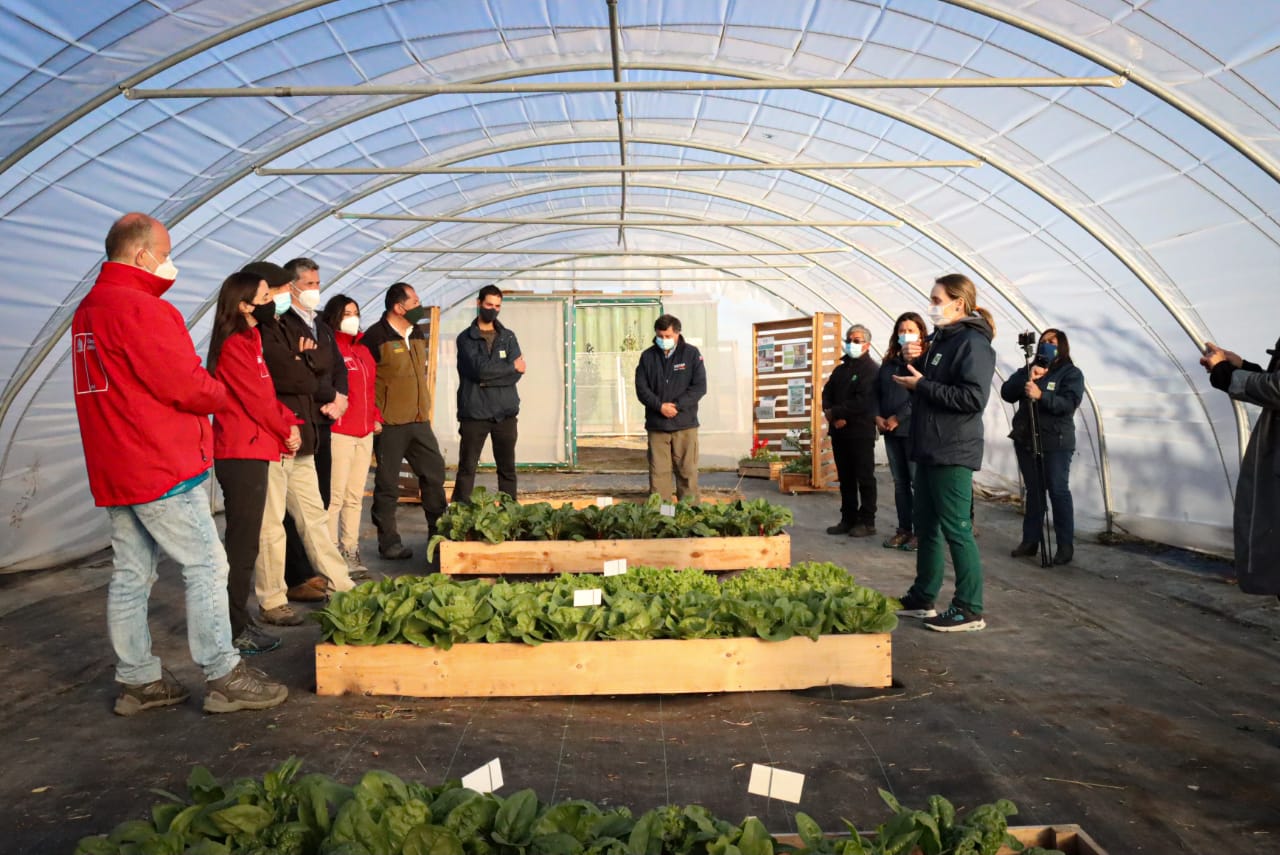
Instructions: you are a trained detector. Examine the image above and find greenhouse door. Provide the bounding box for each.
[571,299,662,467]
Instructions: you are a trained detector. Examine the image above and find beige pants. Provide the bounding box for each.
[254,454,354,610]
[328,431,374,553]
[647,428,699,501]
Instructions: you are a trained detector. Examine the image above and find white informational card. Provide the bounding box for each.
[660,504,677,518]
[746,764,805,804]
[462,758,504,793]
[573,588,603,607]
[755,397,776,421]
[596,496,614,507]
[603,558,628,576]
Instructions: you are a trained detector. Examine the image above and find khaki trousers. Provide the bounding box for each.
[328,432,374,552]
[254,454,354,611]
[647,428,699,501]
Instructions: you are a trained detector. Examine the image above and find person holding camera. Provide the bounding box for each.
[1001,329,1084,566]
[1201,337,1280,596]
[892,274,997,632]
[875,312,929,550]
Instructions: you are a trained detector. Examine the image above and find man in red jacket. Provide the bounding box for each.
[71,212,288,716]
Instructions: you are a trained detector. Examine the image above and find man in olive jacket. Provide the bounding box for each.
[635,314,707,501]
[360,283,448,561]
[453,285,526,503]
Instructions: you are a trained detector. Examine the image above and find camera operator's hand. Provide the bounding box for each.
[903,340,923,361]
[1199,341,1241,373]
[1029,365,1048,382]
[892,365,923,391]
[1024,379,1042,400]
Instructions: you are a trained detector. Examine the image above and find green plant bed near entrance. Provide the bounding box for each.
[316,563,897,648]
[426,489,794,561]
[75,759,1077,855]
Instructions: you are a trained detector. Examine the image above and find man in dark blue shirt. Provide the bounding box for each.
[634,314,707,501]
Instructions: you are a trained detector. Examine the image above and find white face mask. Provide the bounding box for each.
[143,248,178,281]
[926,303,947,324]
[898,333,919,345]
[296,289,321,311]
[339,316,360,336]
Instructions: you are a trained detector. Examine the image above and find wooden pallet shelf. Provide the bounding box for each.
[438,534,790,575]
[315,632,891,698]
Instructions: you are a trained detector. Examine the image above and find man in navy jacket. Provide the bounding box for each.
[452,285,525,502]
[634,314,707,501]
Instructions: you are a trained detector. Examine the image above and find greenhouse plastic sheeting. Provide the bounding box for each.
[0,0,1276,569]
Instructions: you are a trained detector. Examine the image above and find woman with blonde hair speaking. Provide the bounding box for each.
[892,274,997,632]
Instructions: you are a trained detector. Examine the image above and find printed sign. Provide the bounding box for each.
[787,378,806,415]
[756,337,774,373]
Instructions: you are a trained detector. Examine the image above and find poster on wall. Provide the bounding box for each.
[756,337,774,373]
[781,343,808,370]
[755,397,776,420]
[787,378,806,415]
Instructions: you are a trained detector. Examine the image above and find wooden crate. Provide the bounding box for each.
[438,534,790,575]
[773,825,1107,855]
[737,461,783,480]
[315,632,891,698]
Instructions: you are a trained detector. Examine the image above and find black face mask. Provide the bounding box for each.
[251,302,276,325]
[478,307,499,323]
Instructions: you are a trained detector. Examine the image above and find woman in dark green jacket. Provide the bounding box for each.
[1000,329,1084,566]
[892,274,997,633]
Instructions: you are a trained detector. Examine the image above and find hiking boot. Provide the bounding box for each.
[233,624,281,656]
[825,521,853,535]
[379,542,413,560]
[882,531,911,549]
[113,671,189,717]
[1010,541,1039,558]
[895,592,937,618]
[259,604,305,627]
[203,663,288,714]
[899,536,918,552]
[341,548,373,581]
[1053,544,1074,566]
[924,606,986,633]
[286,578,326,603]
[848,524,876,538]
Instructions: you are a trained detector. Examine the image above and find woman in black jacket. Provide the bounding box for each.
[1000,329,1084,565]
[874,312,929,550]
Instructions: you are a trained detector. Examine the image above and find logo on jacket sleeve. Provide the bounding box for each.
[73,333,109,395]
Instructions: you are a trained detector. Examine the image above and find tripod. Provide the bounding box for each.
[1020,346,1055,568]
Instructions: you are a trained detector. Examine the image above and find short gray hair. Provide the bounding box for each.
[847,324,871,343]
[283,257,319,276]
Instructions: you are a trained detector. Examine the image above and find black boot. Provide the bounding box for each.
[1053,544,1074,565]
[1010,541,1039,558]
[826,520,853,535]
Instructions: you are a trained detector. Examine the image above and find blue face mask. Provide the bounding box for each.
[1037,342,1058,362]
[898,333,919,347]
[273,292,292,316]
[844,342,857,359]
[655,335,676,351]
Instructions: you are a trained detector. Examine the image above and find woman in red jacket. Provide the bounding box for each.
[207,271,302,656]
[320,295,381,574]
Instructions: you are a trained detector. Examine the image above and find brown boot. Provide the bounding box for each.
[286,577,327,603]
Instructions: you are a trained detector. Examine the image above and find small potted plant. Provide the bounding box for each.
[778,452,813,493]
[737,436,783,479]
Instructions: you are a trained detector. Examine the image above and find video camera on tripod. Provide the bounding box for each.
[1017,329,1054,567]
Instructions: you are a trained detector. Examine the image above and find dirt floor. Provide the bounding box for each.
[2,469,1279,854]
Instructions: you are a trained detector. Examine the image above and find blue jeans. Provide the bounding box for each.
[106,487,240,685]
[1014,445,1075,548]
[883,434,916,533]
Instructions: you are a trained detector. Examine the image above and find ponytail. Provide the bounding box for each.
[974,306,995,338]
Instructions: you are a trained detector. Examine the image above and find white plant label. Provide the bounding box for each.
[660,504,677,517]
[603,559,628,576]
[462,758,504,793]
[573,588,603,607]
[595,496,614,507]
[746,764,804,804]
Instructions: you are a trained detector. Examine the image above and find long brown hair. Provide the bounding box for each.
[935,273,996,338]
[884,311,929,362]
[207,271,263,375]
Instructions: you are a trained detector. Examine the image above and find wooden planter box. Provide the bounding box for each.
[438,534,790,575]
[737,460,783,480]
[777,471,811,493]
[315,632,891,698]
[774,825,1106,855]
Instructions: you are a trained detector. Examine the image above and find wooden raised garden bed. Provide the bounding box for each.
[774,825,1107,855]
[737,460,783,480]
[315,632,890,698]
[438,533,790,575]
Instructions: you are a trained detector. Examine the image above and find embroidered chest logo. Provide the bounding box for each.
[1046,381,1056,391]
[673,363,687,371]
[931,353,943,366]
[344,356,359,372]
[256,354,271,380]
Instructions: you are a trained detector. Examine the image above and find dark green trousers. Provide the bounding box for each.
[907,463,984,614]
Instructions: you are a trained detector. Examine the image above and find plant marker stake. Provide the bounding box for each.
[462,758,504,793]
